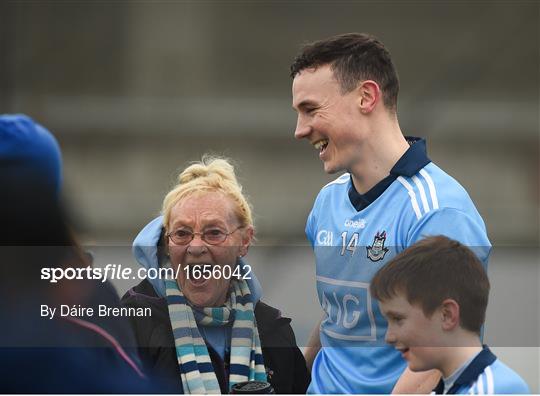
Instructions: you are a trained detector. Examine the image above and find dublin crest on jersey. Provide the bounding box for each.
[366,231,389,262]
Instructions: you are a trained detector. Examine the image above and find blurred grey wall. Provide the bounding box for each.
[1,0,537,245]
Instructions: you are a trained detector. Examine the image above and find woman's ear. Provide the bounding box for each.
[239,226,254,257]
[440,299,460,331]
[158,226,171,263]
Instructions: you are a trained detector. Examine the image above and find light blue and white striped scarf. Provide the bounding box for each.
[165,274,267,394]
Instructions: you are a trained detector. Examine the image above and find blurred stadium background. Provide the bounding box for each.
[1,0,538,390]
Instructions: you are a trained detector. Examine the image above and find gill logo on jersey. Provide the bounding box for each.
[366,231,389,262]
[317,230,334,246]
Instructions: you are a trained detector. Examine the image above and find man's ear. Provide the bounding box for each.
[440,299,460,331]
[357,80,381,114]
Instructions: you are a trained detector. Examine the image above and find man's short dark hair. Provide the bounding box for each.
[370,236,490,334]
[290,33,399,112]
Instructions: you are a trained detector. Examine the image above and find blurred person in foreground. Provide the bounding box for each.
[290,33,491,393]
[0,114,151,392]
[121,156,309,394]
[371,236,529,394]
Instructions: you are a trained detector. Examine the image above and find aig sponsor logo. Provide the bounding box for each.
[316,277,377,341]
[344,219,367,229]
[317,230,334,246]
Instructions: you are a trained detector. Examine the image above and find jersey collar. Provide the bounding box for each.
[432,346,497,394]
[348,137,431,211]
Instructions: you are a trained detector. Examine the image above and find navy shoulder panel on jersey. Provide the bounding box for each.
[348,137,430,211]
[433,346,496,394]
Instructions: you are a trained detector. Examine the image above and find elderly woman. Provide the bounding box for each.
[121,157,309,394]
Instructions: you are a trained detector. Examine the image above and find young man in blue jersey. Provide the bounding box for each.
[371,236,529,394]
[290,33,491,393]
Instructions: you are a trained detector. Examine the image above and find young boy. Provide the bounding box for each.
[370,235,530,394]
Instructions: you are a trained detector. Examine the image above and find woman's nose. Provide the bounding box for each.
[186,234,208,255]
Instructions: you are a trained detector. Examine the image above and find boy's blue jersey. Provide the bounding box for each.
[452,360,530,394]
[306,141,491,394]
[432,347,530,394]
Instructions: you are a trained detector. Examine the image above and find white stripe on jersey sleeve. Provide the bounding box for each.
[323,173,350,189]
[485,366,495,394]
[412,175,430,214]
[397,176,422,220]
[477,373,485,394]
[419,169,439,209]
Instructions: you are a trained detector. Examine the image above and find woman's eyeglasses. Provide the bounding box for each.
[166,225,243,245]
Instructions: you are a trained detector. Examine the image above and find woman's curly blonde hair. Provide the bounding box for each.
[162,155,253,232]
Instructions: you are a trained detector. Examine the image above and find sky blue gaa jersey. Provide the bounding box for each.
[305,139,491,394]
[432,346,530,394]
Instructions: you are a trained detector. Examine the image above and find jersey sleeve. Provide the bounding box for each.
[305,208,316,248]
[489,361,531,394]
[406,207,491,265]
[493,378,531,394]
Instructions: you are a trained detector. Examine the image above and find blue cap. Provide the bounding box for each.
[0,114,62,194]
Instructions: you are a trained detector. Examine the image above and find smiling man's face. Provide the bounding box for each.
[292,64,367,174]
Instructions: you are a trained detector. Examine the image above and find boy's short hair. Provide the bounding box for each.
[370,236,490,334]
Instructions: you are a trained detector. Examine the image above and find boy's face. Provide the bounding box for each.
[380,293,445,372]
